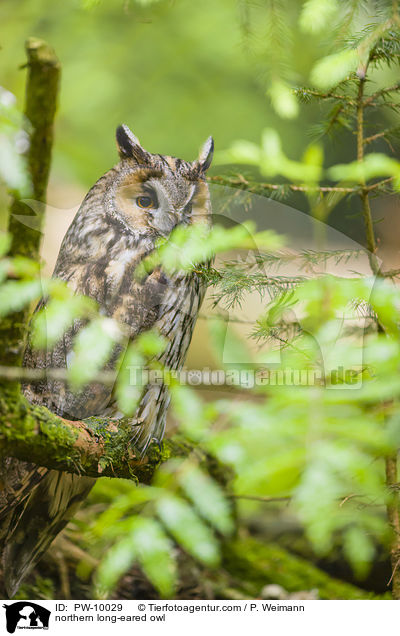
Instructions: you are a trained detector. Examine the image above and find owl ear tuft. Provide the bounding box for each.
[116,125,150,164]
[197,136,214,172]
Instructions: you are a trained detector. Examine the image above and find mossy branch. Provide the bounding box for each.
[0,39,60,369]
[223,537,390,600]
[0,388,193,481]
[8,37,60,260]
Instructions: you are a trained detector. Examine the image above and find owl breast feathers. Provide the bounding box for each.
[0,125,214,596]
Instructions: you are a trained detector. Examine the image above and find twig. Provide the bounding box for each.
[209,174,394,196]
[209,175,360,194]
[387,556,400,587]
[0,364,116,385]
[381,267,400,278]
[364,129,396,145]
[339,493,362,507]
[356,76,380,276]
[51,548,71,599]
[231,494,291,503]
[295,87,356,105]
[198,314,256,325]
[232,493,382,507]
[364,82,400,107]
[365,176,394,191]
[365,101,400,110]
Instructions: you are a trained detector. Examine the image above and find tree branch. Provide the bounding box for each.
[356,76,380,276]
[209,174,395,196]
[0,365,116,386]
[0,38,60,370]
[294,87,356,105]
[209,174,359,194]
[356,62,400,599]
[0,387,193,481]
[8,38,60,260]
[363,82,400,107]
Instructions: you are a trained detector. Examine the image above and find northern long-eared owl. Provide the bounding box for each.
[0,125,214,596]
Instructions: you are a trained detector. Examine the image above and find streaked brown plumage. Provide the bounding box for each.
[0,125,213,596]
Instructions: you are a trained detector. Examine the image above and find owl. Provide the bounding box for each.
[0,125,213,596]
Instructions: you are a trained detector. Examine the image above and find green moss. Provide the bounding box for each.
[0,391,204,480]
[223,537,391,600]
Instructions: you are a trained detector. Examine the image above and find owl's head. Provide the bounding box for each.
[104,124,213,237]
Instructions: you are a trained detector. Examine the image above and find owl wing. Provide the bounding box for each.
[23,261,168,419]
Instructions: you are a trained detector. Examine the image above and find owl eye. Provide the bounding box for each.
[136,195,155,209]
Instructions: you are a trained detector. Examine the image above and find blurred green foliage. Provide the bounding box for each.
[1,0,297,187]
[3,0,400,600]
[0,0,395,189]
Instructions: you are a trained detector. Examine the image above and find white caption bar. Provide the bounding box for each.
[0,599,396,636]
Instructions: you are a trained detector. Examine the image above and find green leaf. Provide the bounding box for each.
[129,517,176,597]
[31,295,96,349]
[96,535,137,595]
[215,140,262,166]
[299,0,339,34]
[92,486,161,538]
[178,463,234,536]
[68,317,122,388]
[328,153,400,186]
[0,279,44,316]
[310,49,358,90]
[140,221,284,276]
[368,279,400,335]
[156,495,220,566]
[343,527,375,579]
[9,256,40,279]
[0,233,11,258]
[0,92,31,195]
[268,80,299,119]
[115,344,145,416]
[208,318,251,365]
[137,329,167,356]
[216,129,321,182]
[170,383,208,441]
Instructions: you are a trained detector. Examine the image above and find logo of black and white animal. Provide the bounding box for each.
[3,602,50,633]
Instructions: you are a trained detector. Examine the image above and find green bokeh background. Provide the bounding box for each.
[0,0,317,186]
[0,0,398,241]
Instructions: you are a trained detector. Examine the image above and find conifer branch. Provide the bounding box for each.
[381,268,400,278]
[364,82,400,107]
[209,175,359,194]
[294,87,356,105]
[356,75,380,276]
